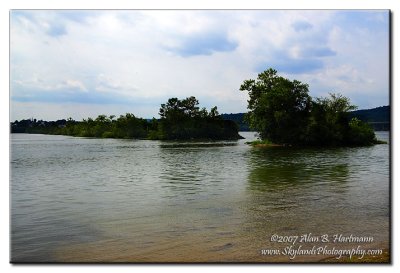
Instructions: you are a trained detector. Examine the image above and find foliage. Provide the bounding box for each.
[240,68,311,144]
[219,105,389,132]
[240,68,380,147]
[156,96,241,140]
[11,114,150,139]
[11,97,242,140]
[305,93,357,146]
[349,105,390,131]
[346,118,378,146]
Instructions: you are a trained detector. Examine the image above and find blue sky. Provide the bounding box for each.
[10,10,389,121]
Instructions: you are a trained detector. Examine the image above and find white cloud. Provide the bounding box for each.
[62,79,87,92]
[10,10,389,121]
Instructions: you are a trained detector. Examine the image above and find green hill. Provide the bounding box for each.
[349,105,389,122]
[349,105,390,131]
[220,113,249,131]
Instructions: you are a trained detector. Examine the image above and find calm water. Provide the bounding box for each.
[10,132,390,262]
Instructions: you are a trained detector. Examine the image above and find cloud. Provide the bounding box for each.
[256,43,336,74]
[9,10,389,121]
[292,20,313,32]
[46,23,67,37]
[13,77,87,92]
[57,10,95,24]
[258,56,324,74]
[11,88,135,105]
[302,46,336,58]
[63,80,87,92]
[166,31,238,57]
[11,10,68,37]
[95,74,137,93]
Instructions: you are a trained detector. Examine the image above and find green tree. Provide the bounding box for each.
[114,113,147,138]
[346,117,377,146]
[306,93,357,145]
[240,68,311,144]
[240,68,379,146]
[158,96,241,140]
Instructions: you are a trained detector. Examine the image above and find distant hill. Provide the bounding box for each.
[222,105,390,131]
[349,105,390,131]
[220,113,249,131]
[349,105,389,122]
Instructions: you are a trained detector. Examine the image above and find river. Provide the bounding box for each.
[10,131,390,262]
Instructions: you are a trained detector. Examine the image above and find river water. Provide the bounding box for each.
[10,132,390,262]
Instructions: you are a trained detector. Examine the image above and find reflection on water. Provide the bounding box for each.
[158,141,243,198]
[242,135,389,259]
[248,147,351,191]
[10,132,389,262]
[159,141,239,149]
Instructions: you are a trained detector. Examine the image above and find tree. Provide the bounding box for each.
[240,68,311,144]
[346,117,377,146]
[306,93,357,145]
[240,68,379,146]
[159,96,200,120]
[157,96,241,140]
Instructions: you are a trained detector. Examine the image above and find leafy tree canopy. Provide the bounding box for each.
[240,68,379,146]
[157,96,240,140]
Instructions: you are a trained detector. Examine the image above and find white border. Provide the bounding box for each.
[2,1,398,273]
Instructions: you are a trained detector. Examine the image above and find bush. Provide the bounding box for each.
[346,118,377,146]
[102,131,115,138]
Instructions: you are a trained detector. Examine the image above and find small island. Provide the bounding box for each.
[240,68,386,147]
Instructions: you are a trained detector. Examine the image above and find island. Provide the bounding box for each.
[239,68,386,147]
[10,96,243,141]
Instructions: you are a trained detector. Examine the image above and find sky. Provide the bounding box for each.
[10,10,389,121]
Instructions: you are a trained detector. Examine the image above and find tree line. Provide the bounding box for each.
[10,96,242,140]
